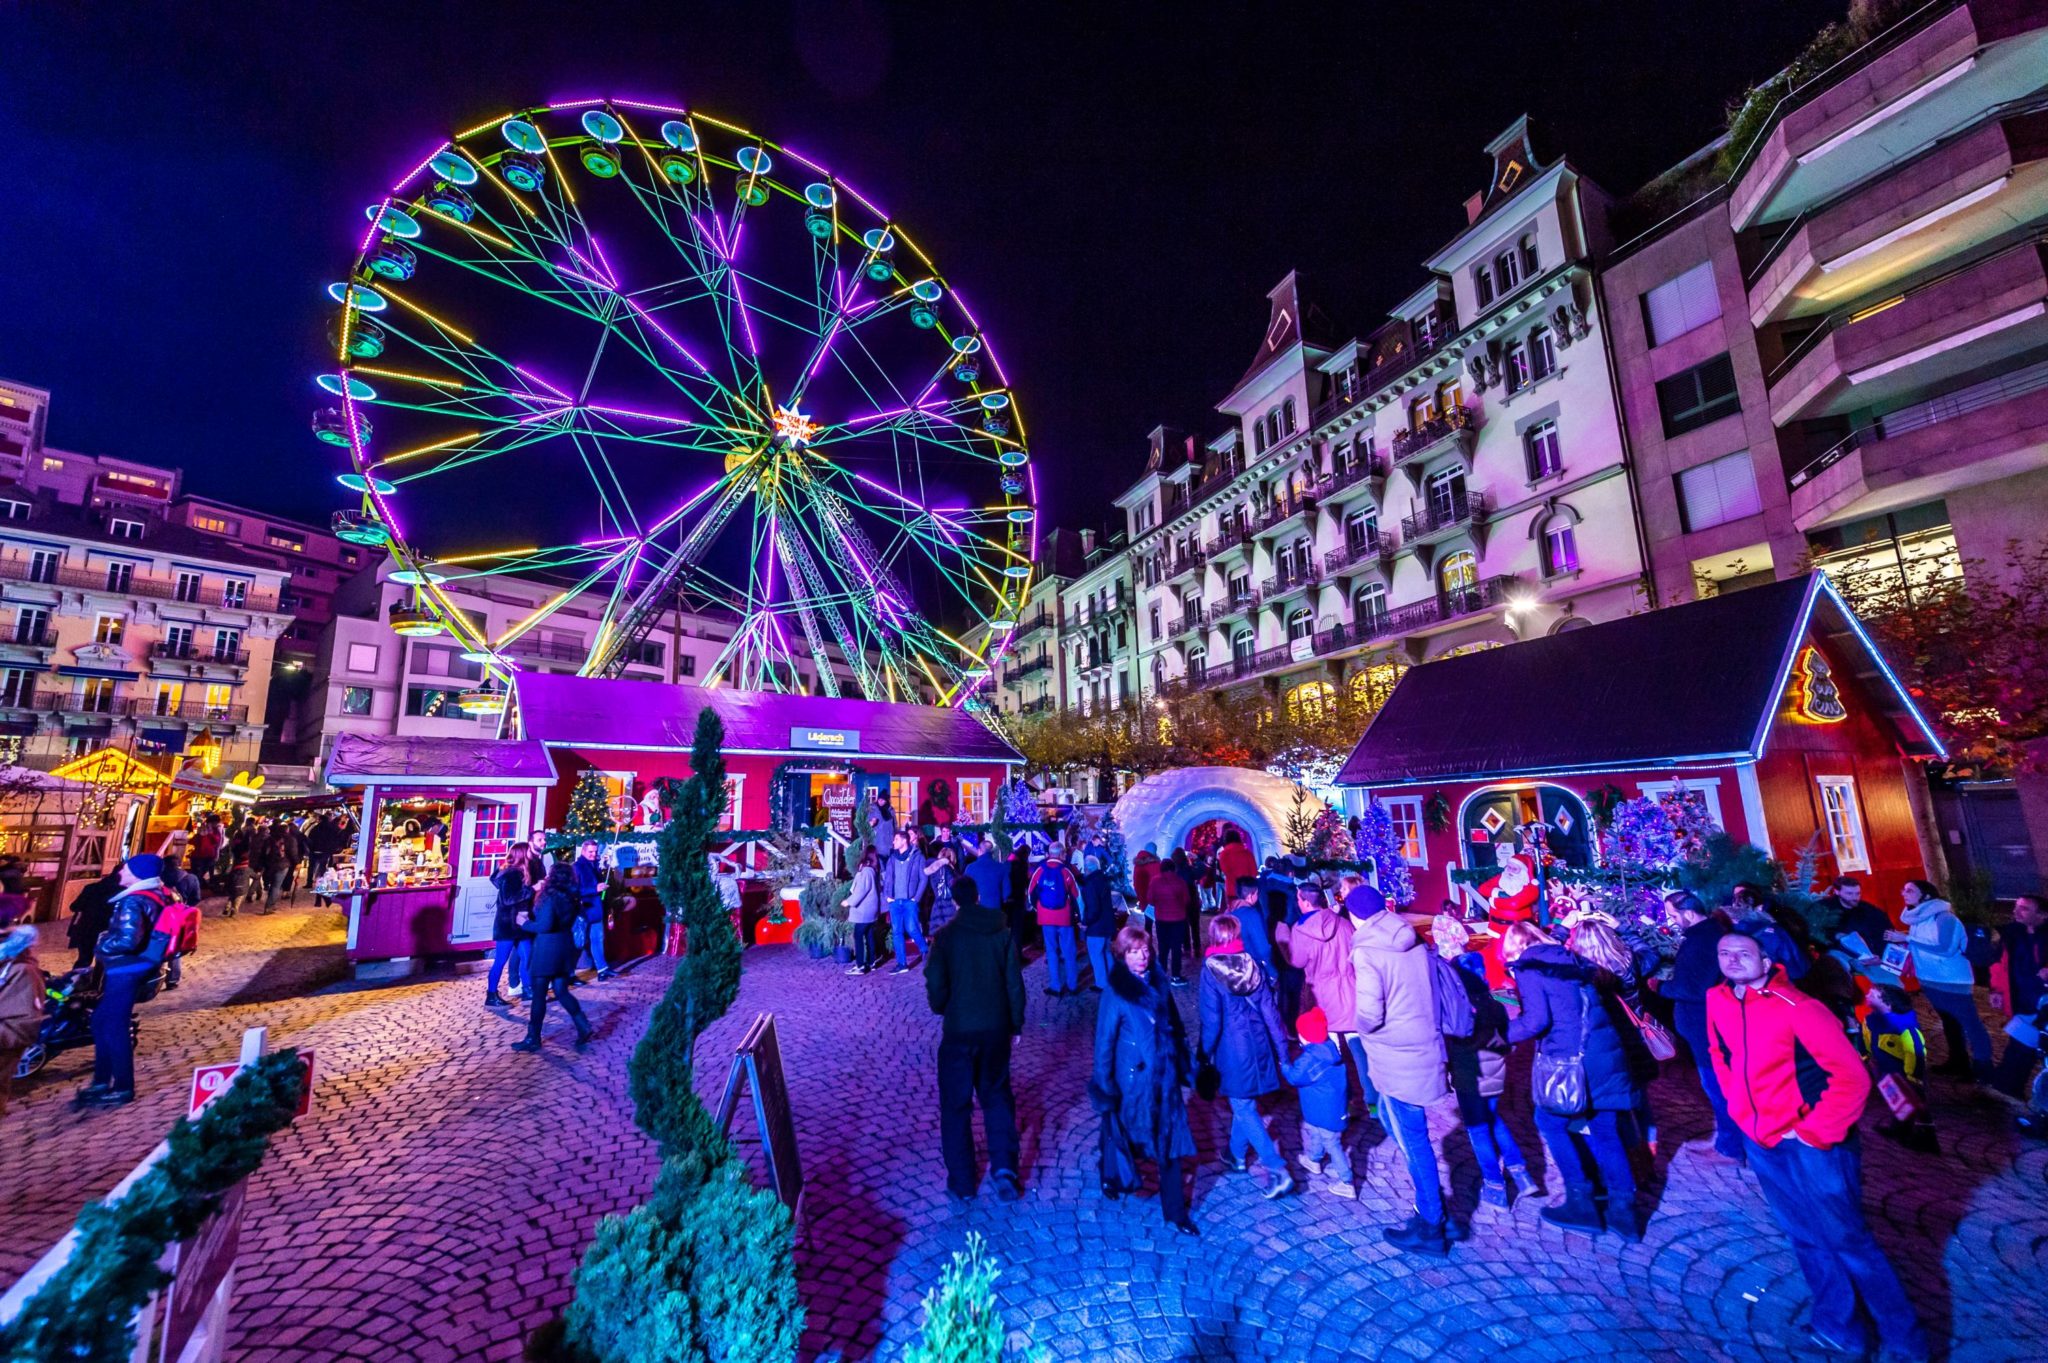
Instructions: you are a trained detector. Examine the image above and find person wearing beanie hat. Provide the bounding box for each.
[125,852,163,882]
[0,924,46,1115]
[1279,1006,1354,1197]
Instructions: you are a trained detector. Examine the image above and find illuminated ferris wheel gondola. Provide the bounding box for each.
[317,98,1037,706]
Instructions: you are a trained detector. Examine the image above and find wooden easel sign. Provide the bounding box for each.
[716,1012,805,1223]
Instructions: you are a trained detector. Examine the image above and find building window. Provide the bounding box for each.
[108,518,144,540]
[41,456,63,472]
[1815,775,1870,873]
[202,683,233,716]
[1187,644,1208,677]
[1543,520,1581,576]
[1348,660,1406,713]
[213,629,241,660]
[221,580,248,608]
[1439,550,1479,596]
[1502,341,1530,394]
[190,513,236,535]
[14,608,49,645]
[1641,261,1721,347]
[1656,353,1741,437]
[1529,327,1557,381]
[1286,608,1314,643]
[1426,466,1467,522]
[104,562,133,593]
[162,624,193,655]
[1346,511,1379,550]
[0,499,28,520]
[1473,265,1494,307]
[405,685,458,718]
[28,550,58,584]
[1282,397,1297,436]
[1496,248,1522,293]
[889,777,919,824]
[346,641,381,673]
[1523,420,1562,479]
[342,548,360,566]
[1677,451,1763,532]
[79,677,116,713]
[957,778,990,825]
[0,668,34,707]
[173,570,202,603]
[1148,603,1161,641]
[1519,233,1539,276]
[1286,680,1335,723]
[1231,630,1255,665]
[93,614,124,645]
[1353,583,1387,625]
[679,653,697,678]
[1381,796,1427,867]
[340,686,373,716]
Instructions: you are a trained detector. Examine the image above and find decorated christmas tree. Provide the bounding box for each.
[1354,802,1415,907]
[998,777,1040,825]
[1282,785,1317,856]
[1097,811,1132,899]
[1304,807,1355,864]
[564,769,614,841]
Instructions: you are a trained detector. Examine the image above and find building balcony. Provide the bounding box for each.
[1163,549,1207,583]
[1313,456,1386,508]
[1747,106,2048,327]
[1065,591,1130,629]
[1011,654,1053,679]
[1386,575,1522,636]
[1311,382,1368,432]
[1015,609,1058,640]
[1400,491,1490,547]
[150,641,252,669]
[1768,238,2048,426]
[1729,2,2048,231]
[1324,533,1397,578]
[1786,355,2048,530]
[33,689,126,716]
[1015,697,1055,717]
[1172,605,1209,639]
[0,557,280,611]
[1251,495,1314,540]
[0,627,58,661]
[125,698,251,725]
[1390,406,1478,470]
[1259,564,1321,604]
[1189,464,1243,506]
[1211,588,1263,625]
[1190,643,1296,688]
[1206,525,1254,560]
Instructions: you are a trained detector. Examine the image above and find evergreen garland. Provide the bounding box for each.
[0,1051,305,1363]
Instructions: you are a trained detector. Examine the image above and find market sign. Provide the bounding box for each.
[820,783,857,841]
[789,726,860,753]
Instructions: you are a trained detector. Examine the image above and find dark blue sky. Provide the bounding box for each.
[1,1,1840,531]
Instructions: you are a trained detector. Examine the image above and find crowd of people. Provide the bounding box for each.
[914,818,2047,1363]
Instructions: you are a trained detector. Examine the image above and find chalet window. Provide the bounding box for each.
[1382,796,1427,867]
[1815,775,1870,873]
[1656,353,1741,436]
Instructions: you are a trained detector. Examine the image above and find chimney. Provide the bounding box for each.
[1080,528,1096,557]
[1463,192,1485,225]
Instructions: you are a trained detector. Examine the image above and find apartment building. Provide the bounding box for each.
[1063,529,1137,717]
[1603,0,2048,888]
[1127,120,1647,722]
[0,378,291,772]
[977,529,1086,721]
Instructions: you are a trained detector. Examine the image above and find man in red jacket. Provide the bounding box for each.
[1707,932,1928,1363]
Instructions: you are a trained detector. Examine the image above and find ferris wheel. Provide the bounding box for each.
[317,98,1037,707]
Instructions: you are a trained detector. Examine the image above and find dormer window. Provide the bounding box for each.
[1474,265,1495,308]
[1519,233,1540,276]
[1496,248,1522,293]
[1415,312,1441,348]
[0,499,28,521]
[108,517,144,541]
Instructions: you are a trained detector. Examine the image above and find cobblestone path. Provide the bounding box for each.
[2,904,2044,1361]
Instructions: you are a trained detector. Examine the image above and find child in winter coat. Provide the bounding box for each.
[1278,1007,1354,1197]
[1860,982,1938,1153]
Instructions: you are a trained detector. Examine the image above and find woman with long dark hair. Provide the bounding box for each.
[514,862,593,1053]
[846,846,882,975]
[486,845,536,1007]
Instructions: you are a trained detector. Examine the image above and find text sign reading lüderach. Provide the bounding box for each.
[789,726,860,752]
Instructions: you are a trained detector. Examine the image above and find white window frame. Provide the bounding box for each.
[957,778,990,825]
[1636,778,1725,829]
[109,518,144,540]
[0,499,29,520]
[1815,775,1870,873]
[220,579,248,608]
[1381,796,1428,869]
[719,774,746,834]
[93,612,124,644]
[888,777,918,829]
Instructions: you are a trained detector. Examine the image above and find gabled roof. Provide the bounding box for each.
[325,735,558,787]
[516,674,1024,765]
[1336,574,1943,788]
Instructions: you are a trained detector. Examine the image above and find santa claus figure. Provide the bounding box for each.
[1469,844,1542,987]
[917,777,956,832]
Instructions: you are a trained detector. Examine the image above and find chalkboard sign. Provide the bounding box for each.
[717,1012,804,1219]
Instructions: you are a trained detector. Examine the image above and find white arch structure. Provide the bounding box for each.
[1112,767,1325,865]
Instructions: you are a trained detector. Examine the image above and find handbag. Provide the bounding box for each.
[1618,994,1679,1062]
[1531,985,1591,1116]
[571,915,590,950]
[1194,1052,1221,1102]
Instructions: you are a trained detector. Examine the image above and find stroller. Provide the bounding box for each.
[11,964,156,1081]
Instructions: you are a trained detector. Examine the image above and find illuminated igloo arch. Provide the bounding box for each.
[1111,767,1325,864]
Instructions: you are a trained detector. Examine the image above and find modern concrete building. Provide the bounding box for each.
[1603,0,2048,889]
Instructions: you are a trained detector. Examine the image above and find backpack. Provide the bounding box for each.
[1427,951,1476,1040]
[1034,868,1072,910]
[1963,924,2001,970]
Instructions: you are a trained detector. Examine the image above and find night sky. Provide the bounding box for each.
[3,1,1843,535]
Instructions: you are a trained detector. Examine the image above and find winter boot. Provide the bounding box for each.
[1540,1191,1603,1232]
[1381,1214,1448,1256]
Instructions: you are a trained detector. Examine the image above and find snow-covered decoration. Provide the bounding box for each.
[1111,767,1326,866]
[1354,802,1416,907]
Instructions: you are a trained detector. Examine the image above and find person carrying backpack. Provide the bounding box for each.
[1028,850,1082,997]
[1352,901,1454,1253]
[153,888,201,992]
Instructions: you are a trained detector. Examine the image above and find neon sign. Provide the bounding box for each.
[1792,647,1848,724]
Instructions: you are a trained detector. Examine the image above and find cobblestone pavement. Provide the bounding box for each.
[3,904,2045,1361]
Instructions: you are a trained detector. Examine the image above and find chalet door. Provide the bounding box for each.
[1536,787,1594,868]
[453,797,522,945]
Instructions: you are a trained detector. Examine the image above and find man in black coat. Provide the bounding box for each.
[924,878,1026,1201]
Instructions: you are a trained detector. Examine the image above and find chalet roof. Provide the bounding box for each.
[325,735,558,787]
[516,674,1024,765]
[1335,573,1944,788]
